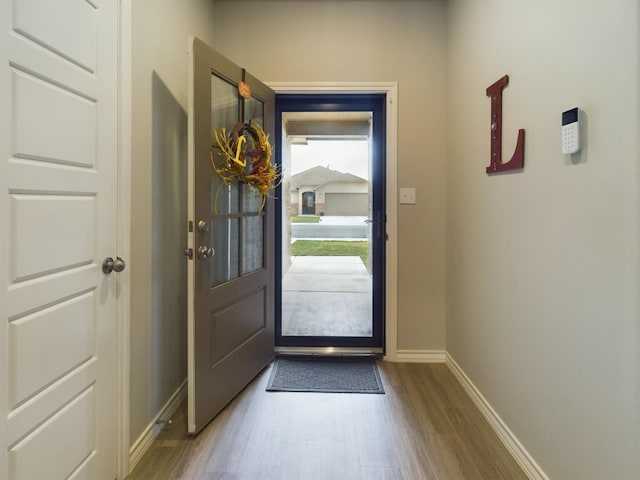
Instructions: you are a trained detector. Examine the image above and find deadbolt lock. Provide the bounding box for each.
[197,220,209,232]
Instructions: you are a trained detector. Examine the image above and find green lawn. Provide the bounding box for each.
[291,240,368,265]
[290,215,320,223]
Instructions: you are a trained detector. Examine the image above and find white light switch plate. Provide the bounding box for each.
[399,187,416,204]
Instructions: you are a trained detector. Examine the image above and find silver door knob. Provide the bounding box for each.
[102,256,126,274]
[197,246,214,259]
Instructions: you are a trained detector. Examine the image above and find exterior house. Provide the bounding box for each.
[289,165,368,216]
[1,1,638,479]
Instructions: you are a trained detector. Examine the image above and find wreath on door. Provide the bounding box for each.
[210,121,280,212]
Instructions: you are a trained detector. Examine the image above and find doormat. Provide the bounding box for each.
[266,357,384,394]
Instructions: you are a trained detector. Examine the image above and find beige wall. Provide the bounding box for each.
[212,0,449,351]
[446,1,639,478]
[129,0,217,445]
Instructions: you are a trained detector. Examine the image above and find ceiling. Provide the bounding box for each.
[283,111,372,140]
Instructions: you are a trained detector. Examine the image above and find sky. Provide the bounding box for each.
[289,139,369,179]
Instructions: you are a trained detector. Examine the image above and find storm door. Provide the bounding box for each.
[275,94,386,351]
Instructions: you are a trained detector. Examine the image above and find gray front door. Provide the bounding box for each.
[187,37,275,433]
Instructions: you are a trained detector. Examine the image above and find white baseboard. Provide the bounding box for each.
[395,349,447,363]
[445,353,549,480]
[128,379,187,473]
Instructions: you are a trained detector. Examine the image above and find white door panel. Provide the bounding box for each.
[8,159,98,195]
[13,0,97,72]
[12,69,96,165]
[9,387,97,480]
[6,265,98,320]
[1,0,118,478]
[7,33,98,98]
[10,195,95,280]
[7,358,98,445]
[9,292,96,406]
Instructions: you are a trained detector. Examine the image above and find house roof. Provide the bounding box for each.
[290,165,366,189]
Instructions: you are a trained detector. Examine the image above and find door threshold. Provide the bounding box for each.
[275,346,383,358]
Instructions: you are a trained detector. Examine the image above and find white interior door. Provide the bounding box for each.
[187,37,275,433]
[0,1,119,478]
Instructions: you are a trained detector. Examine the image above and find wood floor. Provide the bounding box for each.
[126,362,527,480]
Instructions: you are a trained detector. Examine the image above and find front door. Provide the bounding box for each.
[301,191,315,215]
[0,1,118,478]
[187,38,275,433]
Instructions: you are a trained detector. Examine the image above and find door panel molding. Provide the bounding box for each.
[268,82,398,360]
[210,287,267,366]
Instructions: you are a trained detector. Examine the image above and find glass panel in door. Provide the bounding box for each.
[281,131,373,338]
[275,94,386,351]
[210,73,240,286]
[209,74,266,286]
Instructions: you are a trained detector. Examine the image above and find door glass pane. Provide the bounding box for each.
[210,73,240,286]
[241,94,266,275]
[211,74,240,215]
[245,95,264,127]
[281,112,373,337]
[242,182,263,213]
[211,74,239,132]
[211,178,241,215]
[242,215,264,274]
[210,217,240,286]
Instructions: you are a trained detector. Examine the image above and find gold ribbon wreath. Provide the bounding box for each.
[210,121,281,213]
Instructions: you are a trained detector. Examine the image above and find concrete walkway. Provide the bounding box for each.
[281,255,372,337]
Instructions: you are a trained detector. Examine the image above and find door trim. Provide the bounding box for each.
[117,1,132,477]
[267,82,398,361]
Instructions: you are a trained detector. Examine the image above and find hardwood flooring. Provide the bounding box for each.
[126,362,527,480]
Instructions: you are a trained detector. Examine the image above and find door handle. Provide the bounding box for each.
[197,246,214,259]
[364,218,374,224]
[102,256,126,274]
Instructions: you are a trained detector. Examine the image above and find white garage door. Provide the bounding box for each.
[325,193,369,216]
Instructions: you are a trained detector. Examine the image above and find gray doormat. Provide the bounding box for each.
[266,357,385,394]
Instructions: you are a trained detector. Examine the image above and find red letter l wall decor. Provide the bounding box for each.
[486,75,525,174]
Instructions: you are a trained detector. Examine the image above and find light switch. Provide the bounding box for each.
[399,187,416,205]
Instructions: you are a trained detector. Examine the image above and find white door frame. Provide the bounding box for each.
[116,1,132,478]
[267,82,398,361]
